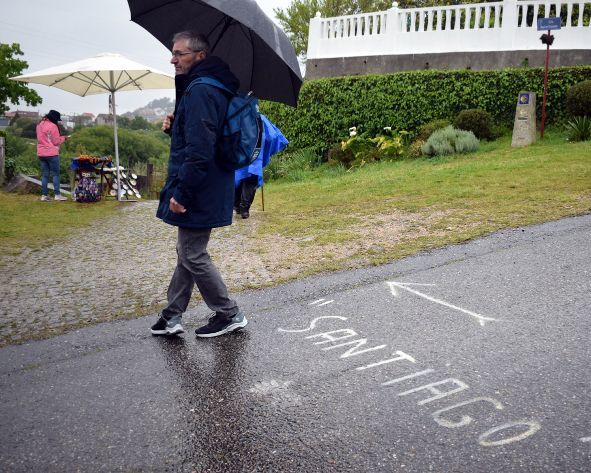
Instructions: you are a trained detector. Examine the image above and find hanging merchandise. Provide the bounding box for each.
[74,173,101,203]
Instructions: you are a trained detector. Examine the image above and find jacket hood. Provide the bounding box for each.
[174,56,239,108]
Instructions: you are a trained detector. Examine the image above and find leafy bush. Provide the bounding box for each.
[565,80,591,118]
[371,133,405,160]
[327,143,354,167]
[1,129,28,158]
[421,126,480,157]
[416,119,451,141]
[264,147,320,182]
[327,127,406,168]
[454,108,493,140]
[566,116,591,142]
[408,139,425,158]
[261,66,591,156]
[4,157,16,181]
[0,130,39,179]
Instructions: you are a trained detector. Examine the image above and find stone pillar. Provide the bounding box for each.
[511,92,537,147]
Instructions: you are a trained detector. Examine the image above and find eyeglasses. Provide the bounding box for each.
[171,50,202,58]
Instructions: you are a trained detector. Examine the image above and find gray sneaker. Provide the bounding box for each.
[195,311,248,338]
[150,315,184,335]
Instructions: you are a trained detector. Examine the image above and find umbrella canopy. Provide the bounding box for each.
[127,0,302,107]
[10,52,173,96]
[11,53,174,200]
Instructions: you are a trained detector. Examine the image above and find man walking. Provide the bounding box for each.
[151,30,247,338]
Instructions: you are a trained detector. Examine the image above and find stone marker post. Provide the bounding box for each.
[511,91,537,147]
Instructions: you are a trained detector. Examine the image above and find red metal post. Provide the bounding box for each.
[540,29,551,139]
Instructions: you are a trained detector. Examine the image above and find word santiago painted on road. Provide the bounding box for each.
[277,285,540,447]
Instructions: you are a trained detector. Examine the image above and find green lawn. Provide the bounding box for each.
[248,130,590,274]
[0,194,121,256]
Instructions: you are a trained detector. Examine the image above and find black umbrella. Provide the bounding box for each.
[127,0,302,107]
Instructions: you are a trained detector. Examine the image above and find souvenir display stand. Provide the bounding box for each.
[70,155,141,202]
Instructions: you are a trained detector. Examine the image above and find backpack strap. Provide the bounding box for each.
[186,76,233,96]
[186,76,257,121]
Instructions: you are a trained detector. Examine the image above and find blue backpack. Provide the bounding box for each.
[186,77,262,171]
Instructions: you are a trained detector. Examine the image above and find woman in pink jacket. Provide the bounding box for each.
[36,109,68,201]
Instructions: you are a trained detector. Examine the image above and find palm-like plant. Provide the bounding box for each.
[566,116,591,142]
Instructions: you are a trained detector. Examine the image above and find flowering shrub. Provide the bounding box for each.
[328,126,407,168]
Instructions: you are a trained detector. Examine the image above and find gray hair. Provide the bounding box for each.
[172,31,210,55]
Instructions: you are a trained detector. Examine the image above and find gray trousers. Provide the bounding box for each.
[161,227,238,321]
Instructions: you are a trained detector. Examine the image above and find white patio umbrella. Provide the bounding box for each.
[11,52,174,200]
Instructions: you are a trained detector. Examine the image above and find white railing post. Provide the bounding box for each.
[502,0,518,49]
[307,11,322,59]
[386,2,401,45]
[386,2,400,32]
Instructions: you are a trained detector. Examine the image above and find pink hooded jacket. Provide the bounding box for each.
[36,118,66,157]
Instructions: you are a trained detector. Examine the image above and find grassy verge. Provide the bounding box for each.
[0,194,121,257]
[248,129,590,277]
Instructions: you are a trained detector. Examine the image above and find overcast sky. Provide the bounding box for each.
[1,0,293,117]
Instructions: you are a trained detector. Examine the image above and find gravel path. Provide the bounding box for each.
[0,201,275,347]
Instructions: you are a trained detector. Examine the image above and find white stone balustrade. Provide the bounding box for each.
[307,0,591,59]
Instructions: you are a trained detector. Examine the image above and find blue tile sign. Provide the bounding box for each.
[518,93,530,105]
[537,17,562,31]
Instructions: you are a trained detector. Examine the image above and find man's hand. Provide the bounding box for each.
[162,113,174,132]
[169,196,186,214]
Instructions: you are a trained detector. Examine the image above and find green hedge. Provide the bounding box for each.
[261,66,591,155]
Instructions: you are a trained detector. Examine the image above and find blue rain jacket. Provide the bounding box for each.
[235,114,289,188]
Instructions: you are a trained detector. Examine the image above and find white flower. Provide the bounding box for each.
[383,126,392,132]
[349,130,357,137]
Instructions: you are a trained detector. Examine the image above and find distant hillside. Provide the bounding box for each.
[122,97,174,123]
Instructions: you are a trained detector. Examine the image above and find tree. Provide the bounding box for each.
[0,43,42,115]
[275,1,496,58]
[63,126,169,168]
[129,116,151,131]
[10,116,35,134]
[20,121,38,139]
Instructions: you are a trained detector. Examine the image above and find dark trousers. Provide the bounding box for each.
[39,156,61,196]
[161,227,239,321]
[234,175,258,212]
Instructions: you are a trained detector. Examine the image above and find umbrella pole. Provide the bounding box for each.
[261,184,264,211]
[110,85,120,201]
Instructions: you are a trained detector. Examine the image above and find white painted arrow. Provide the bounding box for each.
[386,281,499,327]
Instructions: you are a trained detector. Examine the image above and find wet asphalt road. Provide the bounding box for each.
[1,215,590,472]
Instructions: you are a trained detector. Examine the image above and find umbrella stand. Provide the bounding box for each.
[110,71,121,201]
